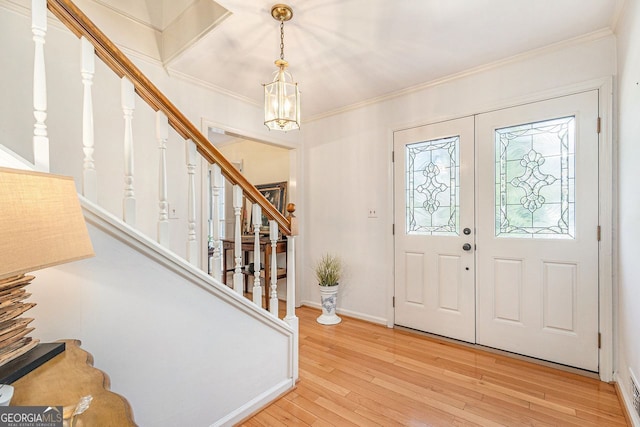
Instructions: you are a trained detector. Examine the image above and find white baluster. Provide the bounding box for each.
[232,185,244,294]
[156,111,169,246]
[121,77,136,225]
[252,204,262,306]
[285,234,298,381]
[186,139,198,265]
[32,0,48,172]
[207,169,214,274]
[269,220,279,316]
[80,37,97,201]
[210,164,222,280]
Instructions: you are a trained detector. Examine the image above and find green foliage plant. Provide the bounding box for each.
[314,253,342,286]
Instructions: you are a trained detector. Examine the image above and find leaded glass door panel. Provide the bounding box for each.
[393,116,475,343]
[476,91,599,371]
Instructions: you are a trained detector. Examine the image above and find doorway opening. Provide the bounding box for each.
[203,125,297,302]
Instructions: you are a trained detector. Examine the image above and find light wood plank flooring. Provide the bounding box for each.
[241,307,628,426]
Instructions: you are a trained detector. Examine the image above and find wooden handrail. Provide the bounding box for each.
[46,0,293,235]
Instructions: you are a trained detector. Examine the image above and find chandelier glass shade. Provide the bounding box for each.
[263,4,300,131]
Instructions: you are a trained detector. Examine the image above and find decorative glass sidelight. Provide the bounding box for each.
[495,116,575,239]
[406,136,459,235]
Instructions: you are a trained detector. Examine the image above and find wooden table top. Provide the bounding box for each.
[11,339,136,426]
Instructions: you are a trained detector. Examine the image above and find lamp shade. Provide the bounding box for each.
[0,167,94,281]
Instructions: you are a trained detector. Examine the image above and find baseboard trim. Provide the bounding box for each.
[614,375,640,427]
[230,383,297,426]
[210,379,294,427]
[300,301,388,326]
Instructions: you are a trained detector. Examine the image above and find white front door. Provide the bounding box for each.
[475,91,599,371]
[394,91,600,371]
[393,116,476,343]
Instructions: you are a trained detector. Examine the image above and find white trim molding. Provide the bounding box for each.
[597,76,615,382]
[300,301,388,326]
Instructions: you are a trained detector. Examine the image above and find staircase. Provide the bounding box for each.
[0,0,298,425]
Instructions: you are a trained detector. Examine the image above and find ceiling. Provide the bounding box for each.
[97,0,625,120]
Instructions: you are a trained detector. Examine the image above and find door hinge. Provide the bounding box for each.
[392,151,395,162]
[597,117,601,134]
[598,332,601,349]
[392,224,395,235]
[597,225,601,242]
[392,296,395,308]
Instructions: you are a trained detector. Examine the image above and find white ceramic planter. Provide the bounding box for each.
[317,284,341,325]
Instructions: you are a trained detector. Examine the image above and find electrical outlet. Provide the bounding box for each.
[368,208,378,218]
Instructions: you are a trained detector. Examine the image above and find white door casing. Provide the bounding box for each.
[393,116,475,343]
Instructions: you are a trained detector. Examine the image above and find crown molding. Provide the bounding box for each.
[609,0,627,32]
[167,68,261,108]
[306,27,615,123]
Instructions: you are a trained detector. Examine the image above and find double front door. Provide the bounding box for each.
[393,91,600,371]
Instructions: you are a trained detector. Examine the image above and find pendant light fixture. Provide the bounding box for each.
[263,4,300,131]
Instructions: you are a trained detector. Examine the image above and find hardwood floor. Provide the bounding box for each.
[241,307,628,426]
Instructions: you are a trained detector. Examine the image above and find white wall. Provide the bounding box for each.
[31,204,293,426]
[218,139,290,186]
[614,0,640,423]
[301,35,616,326]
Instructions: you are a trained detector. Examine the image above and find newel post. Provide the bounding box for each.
[269,220,279,316]
[284,203,299,381]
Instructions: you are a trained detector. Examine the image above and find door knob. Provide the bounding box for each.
[462,243,472,251]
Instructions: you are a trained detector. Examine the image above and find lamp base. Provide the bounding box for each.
[0,342,65,384]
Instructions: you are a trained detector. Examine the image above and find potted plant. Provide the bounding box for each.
[314,253,342,325]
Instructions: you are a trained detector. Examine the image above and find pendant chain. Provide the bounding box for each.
[280,21,285,60]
